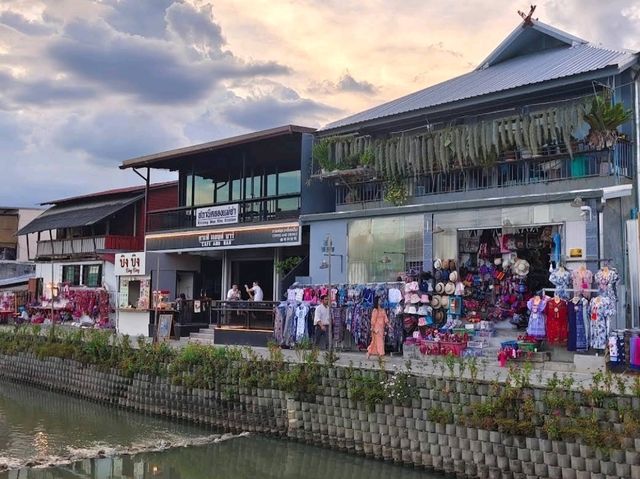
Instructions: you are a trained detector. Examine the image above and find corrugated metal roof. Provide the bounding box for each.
[322,43,637,132]
[17,195,143,235]
[43,181,177,206]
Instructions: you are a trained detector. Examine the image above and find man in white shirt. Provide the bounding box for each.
[245,281,264,301]
[313,294,331,349]
[227,284,241,300]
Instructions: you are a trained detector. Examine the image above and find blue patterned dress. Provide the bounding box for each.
[549,268,572,300]
[527,296,550,338]
[589,296,614,350]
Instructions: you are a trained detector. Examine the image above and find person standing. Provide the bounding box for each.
[313,294,331,349]
[245,281,264,301]
[227,284,241,300]
[367,296,389,359]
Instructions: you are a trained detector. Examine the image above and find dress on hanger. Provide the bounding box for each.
[567,297,589,351]
[545,298,568,344]
[572,268,593,299]
[549,267,572,299]
[589,296,614,350]
[594,267,619,301]
[527,296,550,339]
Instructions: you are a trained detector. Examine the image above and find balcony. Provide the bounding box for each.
[147,194,301,233]
[336,141,633,207]
[36,235,144,259]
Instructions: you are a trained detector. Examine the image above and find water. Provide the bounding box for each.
[0,382,441,478]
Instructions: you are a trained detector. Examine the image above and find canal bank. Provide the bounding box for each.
[0,329,639,478]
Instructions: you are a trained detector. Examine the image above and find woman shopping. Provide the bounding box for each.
[367,296,389,358]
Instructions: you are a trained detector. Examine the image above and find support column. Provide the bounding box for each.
[273,248,281,302]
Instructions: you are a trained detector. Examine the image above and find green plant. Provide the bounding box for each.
[359,148,375,167]
[323,349,340,368]
[275,256,302,275]
[467,356,479,383]
[443,353,457,379]
[383,176,408,206]
[584,94,632,149]
[313,139,333,171]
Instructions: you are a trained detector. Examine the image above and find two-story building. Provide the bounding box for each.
[17,181,178,325]
[304,19,639,331]
[120,125,333,343]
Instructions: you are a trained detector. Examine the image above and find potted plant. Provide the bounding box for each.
[584,94,631,150]
[383,177,408,206]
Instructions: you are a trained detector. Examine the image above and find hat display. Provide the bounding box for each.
[448,259,456,271]
[513,259,530,277]
[433,258,442,270]
[445,282,456,295]
[442,259,450,270]
[420,293,429,303]
[435,282,445,294]
[406,305,418,315]
[449,271,458,283]
[410,293,421,304]
[417,305,431,316]
[431,295,441,309]
[441,295,450,308]
[435,310,445,324]
[407,281,419,292]
[404,293,411,303]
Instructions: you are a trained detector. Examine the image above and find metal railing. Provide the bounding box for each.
[36,235,143,258]
[336,141,633,206]
[147,194,301,233]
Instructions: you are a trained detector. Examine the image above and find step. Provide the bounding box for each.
[189,332,216,340]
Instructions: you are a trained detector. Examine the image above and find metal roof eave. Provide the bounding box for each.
[317,65,627,137]
[119,125,316,171]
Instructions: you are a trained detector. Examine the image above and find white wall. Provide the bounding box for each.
[17,209,45,261]
[35,259,115,297]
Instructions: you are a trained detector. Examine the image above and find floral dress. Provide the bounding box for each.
[549,268,572,299]
[572,268,593,299]
[589,296,614,350]
[527,296,550,339]
[594,267,619,301]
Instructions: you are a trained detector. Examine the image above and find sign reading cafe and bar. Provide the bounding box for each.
[196,204,239,227]
[145,224,301,251]
[115,252,145,276]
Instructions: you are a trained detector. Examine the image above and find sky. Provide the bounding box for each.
[0,0,639,207]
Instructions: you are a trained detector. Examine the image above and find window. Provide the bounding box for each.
[127,280,141,308]
[278,170,301,195]
[62,265,81,286]
[82,264,102,287]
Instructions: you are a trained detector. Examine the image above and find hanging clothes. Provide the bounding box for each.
[630,333,640,370]
[589,296,614,350]
[545,297,568,344]
[572,267,593,299]
[567,297,589,351]
[594,267,619,301]
[294,304,310,342]
[549,267,572,300]
[527,296,550,339]
[274,304,286,344]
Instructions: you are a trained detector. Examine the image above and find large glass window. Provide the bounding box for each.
[82,264,102,287]
[62,265,81,286]
[215,181,229,203]
[278,170,301,195]
[348,215,424,283]
[231,178,243,201]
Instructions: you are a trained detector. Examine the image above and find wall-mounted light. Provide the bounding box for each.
[570,197,585,208]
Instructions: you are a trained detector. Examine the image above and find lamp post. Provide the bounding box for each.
[320,235,343,351]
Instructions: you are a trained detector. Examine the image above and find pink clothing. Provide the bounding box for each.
[367,308,389,356]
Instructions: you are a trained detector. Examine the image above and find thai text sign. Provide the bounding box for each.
[115,252,145,276]
[196,204,239,227]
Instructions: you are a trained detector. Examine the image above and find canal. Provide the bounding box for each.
[0,382,441,478]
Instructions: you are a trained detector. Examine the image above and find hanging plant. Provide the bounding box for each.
[359,148,375,167]
[584,94,632,149]
[312,139,334,172]
[383,177,408,206]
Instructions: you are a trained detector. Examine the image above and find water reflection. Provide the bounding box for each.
[3,436,439,479]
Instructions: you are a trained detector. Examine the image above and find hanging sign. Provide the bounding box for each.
[115,252,146,276]
[196,204,239,227]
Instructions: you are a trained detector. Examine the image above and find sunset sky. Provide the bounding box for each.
[0,0,638,205]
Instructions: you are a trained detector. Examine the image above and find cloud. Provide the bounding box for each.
[56,110,187,166]
[309,72,377,95]
[102,0,174,38]
[0,71,98,106]
[0,11,56,36]
[165,2,226,59]
[221,83,340,130]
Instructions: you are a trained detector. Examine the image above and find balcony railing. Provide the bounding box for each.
[336,141,633,206]
[36,235,143,258]
[147,194,301,233]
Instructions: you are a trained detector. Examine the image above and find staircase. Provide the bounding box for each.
[182,325,273,347]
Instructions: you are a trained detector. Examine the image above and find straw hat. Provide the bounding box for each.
[435,282,445,294]
[442,259,450,270]
[448,259,457,271]
[513,259,530,277]
[445,282,456,295]
[433,258,442,270]
[449,271,458,283]
[435,310,445,324]
[440,295,450,309]
[431,295,441,309]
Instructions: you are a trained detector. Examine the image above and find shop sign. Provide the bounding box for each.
[146,223,301,252]
[569,248,583,258]
[115,252,145,276]
[196,204,239,227]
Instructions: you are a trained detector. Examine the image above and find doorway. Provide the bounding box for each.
[176,272,194,299]
[201,258,223,299]
[231,260,273,301]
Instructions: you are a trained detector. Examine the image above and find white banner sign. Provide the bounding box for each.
[196,204,239,227]
[115,252,145,276]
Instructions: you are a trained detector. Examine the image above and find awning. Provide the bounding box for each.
[17,195,143,235]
